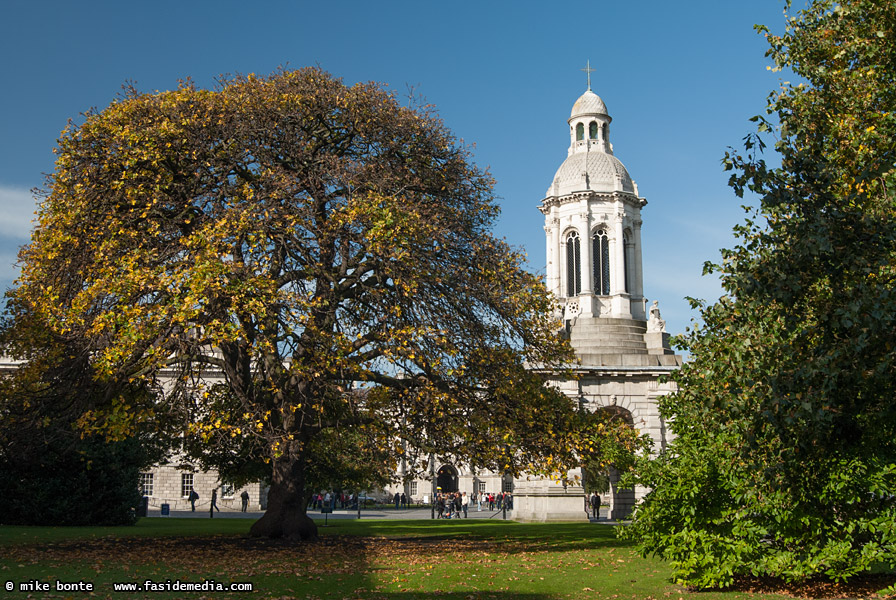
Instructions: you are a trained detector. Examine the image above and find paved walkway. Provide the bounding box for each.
[149,506,512,520]
[145,506,612,522]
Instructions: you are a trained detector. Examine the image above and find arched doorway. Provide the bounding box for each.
[601,405,634,426]
[582,405,637,520]
[436,465,458,493]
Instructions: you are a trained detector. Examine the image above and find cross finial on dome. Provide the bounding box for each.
[581,60,595,91]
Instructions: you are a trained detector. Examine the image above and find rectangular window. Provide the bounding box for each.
[139,473,154,496]
[181,474,194,498]
[409,481,418,497]
[478,481,486,493]
[502,478,514,493]
[222,482,235,499]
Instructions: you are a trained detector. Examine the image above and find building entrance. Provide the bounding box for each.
[436,465,458,493]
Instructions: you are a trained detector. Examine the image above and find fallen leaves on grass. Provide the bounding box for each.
[1,535,581,579]
[3,535,895,599]
[725,574,896,599]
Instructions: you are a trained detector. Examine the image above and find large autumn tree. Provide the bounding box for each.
[11,68,586,539]
[623,0,896,588]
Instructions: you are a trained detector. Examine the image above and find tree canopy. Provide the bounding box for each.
[11,67,590,538]
[624,0,896,588]
[0,307,162,525]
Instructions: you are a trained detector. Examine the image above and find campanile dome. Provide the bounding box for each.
[548,152,634,197]
[570,89,608,119]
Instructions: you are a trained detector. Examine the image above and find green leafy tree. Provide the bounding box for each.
[580,408,649,495]
[623,0,896,587]
[0,308,163,525]
[13,68,589,539]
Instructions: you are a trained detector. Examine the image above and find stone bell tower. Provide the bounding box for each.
[513,65,681,522]
[540,67,677,365]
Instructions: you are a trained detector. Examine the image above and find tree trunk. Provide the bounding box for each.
[249,455,318,540]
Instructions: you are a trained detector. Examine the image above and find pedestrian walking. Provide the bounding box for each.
[589,492,600,519]
[210,488,220,517]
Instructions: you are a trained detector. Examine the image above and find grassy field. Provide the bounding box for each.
[0,518,891,599]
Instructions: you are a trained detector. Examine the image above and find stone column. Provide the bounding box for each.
[558,229,567,299]
[551,219,561,293]
[612,210,626,295]
[632,217,644,300]
[544,221,556,297]
[579,213,593,295]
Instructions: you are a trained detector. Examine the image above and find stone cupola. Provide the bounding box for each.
[541,81,645,323]
[539,68,678,365]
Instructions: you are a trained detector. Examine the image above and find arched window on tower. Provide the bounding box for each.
[593,229,610,295]
[566,231,581,297]
[602,123,609,144]
[589,121,598,140]
[575,123,584,141]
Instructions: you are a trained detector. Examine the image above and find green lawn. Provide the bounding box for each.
[0,518,885,599]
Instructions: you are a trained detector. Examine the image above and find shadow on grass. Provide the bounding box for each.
[8,518,895,600]
[721,573,896,600]
[285,587,576,600]
[0,517,252,546]
[0,520,640,599]
[317,518,632,552]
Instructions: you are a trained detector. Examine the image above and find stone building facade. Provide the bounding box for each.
[138,462,268,513]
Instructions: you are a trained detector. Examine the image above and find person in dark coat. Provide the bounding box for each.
[210,489,220,517]
[589,492,600,519]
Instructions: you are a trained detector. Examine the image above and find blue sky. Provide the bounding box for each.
[0,0,794,335]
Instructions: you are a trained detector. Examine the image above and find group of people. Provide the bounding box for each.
[304,489,516,515]
[435,491,469,518]
[433,491,513,518]
[476,491,513,511]
[391,492,410,507]
[308,491,366,510]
